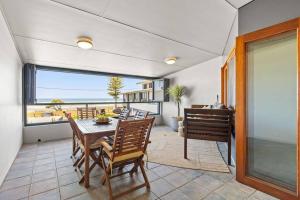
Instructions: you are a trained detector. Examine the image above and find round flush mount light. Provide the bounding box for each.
[77,36,93,49]
[164,57,177,65]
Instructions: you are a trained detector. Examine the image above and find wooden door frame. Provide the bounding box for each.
[236,17,300,200]
[221,64,228,105]
[221,47,235,106]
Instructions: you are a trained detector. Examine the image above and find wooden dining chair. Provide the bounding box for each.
[134,110,149,120]
[99,118,155,200]
[119,108,130,120]
[66,113,83,164]
[67,114,104,183]
[77,107,97,119]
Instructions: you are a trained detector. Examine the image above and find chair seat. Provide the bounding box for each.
[112,151,144,163]
[89,138,106,149]
[99,139,144,163]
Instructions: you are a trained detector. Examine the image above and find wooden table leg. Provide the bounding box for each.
[84,135,90,188]
[72,132,75,157]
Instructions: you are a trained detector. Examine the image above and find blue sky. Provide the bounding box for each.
[36,70,146,100]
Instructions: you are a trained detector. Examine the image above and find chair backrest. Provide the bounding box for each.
[66,114,84,142]
[77,107,97,119]
[111,118,155,160]
[119,108,130,120]
[184,108,232,142]
[134,110,149,120]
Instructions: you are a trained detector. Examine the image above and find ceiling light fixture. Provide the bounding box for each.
[164,57,177,65]
[77,36,93,49]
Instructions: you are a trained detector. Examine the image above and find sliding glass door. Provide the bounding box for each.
[236,18,300,200]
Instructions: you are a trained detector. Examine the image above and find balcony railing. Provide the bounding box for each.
[25,101,161,126]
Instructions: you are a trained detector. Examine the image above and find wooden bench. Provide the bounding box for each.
[184,108,232,165]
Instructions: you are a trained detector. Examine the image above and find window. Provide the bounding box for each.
[24,65,161,125]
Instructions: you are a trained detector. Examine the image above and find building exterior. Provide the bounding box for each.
[122,80,153,102]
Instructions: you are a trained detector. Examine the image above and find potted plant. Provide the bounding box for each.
[167,85,185,132]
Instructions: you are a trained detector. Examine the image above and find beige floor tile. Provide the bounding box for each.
[14,156,35,164]
[34,158,55,167]
[6,168,33,180]
[60,182,87,200]
[150,178,176,197]
[58,172,79,186]
[29,189,60,200]
[179,181,211,200]
[248,191,279,200]
[33,162,56,174]
[123,187,158,200]
[215,180,256,200]
[0,176,31,192]
[164,172,191,188]
[177,168,203,180]
[56,159,73,168]
[36,153,54,160]
[29,177,58,196]
[193,174,223,191]
[31,169,57,183]
[0,185,30,200]
[57,166,75,176]
[145,162,160,170]
[10,162,34,171]
[203,193,226,200]
[161,189,190,200]
[151,165,173,177]
[66,192,95,200]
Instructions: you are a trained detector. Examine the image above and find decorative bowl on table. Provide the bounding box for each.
[95,114,113,125]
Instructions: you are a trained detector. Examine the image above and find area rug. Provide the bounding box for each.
[146,132,230,173]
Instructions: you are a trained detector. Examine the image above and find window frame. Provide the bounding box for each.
[23,64,162,126]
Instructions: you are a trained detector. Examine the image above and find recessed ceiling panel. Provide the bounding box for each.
[50,0,110,15]
[103,0,237,54]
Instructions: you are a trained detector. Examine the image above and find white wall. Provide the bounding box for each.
[162,56,223,126]
[24,123,73,144]
[0,9,23,184]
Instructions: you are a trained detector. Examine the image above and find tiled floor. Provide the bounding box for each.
[0,126,278,200]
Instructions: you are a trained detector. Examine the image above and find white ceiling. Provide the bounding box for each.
[0,0,253,77]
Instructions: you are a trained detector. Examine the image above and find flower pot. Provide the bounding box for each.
[178,120,184,137]
[170,117,179,131]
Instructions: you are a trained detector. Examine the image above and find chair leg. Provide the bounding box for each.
[73,152,84,167]
[184,136,187,159]
[77,155,85,169]
[139,160,150,189]
[71,134,75,158]
[101,154,113,200]
[129,161,139,176]
[73,146,80,157]
[228,138,231,166]
[91,150,104,168]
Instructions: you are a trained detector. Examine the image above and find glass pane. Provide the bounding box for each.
[129,102,160,115]
[247,31,297,191]
[35,69,153,103]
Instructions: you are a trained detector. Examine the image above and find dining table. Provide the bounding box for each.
[75,117,119,188]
